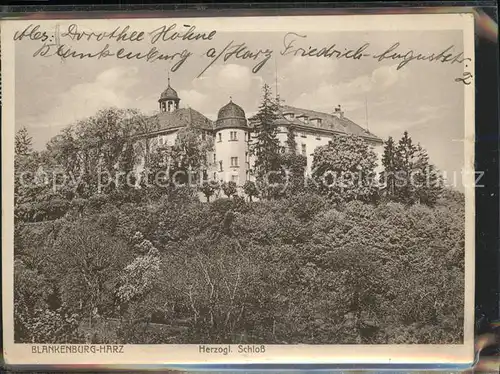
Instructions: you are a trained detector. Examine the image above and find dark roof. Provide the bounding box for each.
[134,108,213,137]
[159,85,179,101]
[274,105,382,144]
[215,100,248,129]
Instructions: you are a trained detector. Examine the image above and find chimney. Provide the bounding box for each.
[333,104,344,119]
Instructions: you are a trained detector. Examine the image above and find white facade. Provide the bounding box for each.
[214,128,249,184]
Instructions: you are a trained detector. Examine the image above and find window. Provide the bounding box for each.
[230,131,238,141]
[159,137,164,145]
[231,175,238,182]
[218,133,222,142]
[202,132,206,141]
[219,161,223,172]
[245,151,249,162]
[213,172,217,179]
[301,144,307,156]
[213,154,216,164]
[231,157,239,167]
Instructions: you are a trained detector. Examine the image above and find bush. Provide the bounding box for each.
[13,189,465,344]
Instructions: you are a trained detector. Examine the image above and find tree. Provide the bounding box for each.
[170,127,214,186]
[199,180,219,202]
[279,152,307,196]
[311,134,378,203]
[132,114,160,170]
[394,131,418,204]
[46,127,81,177]
[117,233,161,305]
[413,144,443,206]
[52,222,132,327]
[146,143,173,190]
[250,84,281,193]
[75,108,138,188]
[243,180,259,202]
[221,181,237,199]
[117,141,137,191]
[43,108,144,197]
[140,127,214,197]
[285,125,297,154]
[382,132,442,206]
[173,128,213,171]
[15,127,33,156]
[379,136,397,199]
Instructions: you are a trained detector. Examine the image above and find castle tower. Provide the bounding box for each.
[158,77,180,113]
[214,98,249,185]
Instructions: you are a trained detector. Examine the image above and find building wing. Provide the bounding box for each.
[275,104,383,144]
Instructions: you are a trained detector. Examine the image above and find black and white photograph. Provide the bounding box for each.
[2,13,475,365]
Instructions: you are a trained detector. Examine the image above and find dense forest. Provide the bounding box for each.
[14,84,464,344]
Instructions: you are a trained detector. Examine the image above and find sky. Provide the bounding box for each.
[14,25,467,184]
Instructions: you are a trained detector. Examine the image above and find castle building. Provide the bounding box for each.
[133,79,384,191]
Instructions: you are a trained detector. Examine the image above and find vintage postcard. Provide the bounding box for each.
[2,12,475,367]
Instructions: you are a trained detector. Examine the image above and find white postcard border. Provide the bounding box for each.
[1,12,476,366]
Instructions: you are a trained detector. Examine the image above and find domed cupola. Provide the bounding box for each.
[158,77,180,112]
[215,98,248,129]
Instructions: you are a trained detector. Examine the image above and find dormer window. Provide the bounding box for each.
[311,117,322,126]
[284,112,295,121]
[296,114,308,123]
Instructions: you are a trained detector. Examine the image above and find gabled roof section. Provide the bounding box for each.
[275,105,382,144]
[134,108,214,137]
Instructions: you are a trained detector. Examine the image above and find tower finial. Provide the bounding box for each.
[229,96,232,102]
[167,69,171,86]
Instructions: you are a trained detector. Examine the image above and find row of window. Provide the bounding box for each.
[293,132,323,141]
[212,172,239,182]
[162,137,308,159]
[213,153,249,165]
[160,131,325,145]
[217,131,246,142]
[215,144,307,171]
[283,113,323,125]
[216,157,240,171]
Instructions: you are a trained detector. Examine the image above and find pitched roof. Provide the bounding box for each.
[275,105,382,144]
[135,108,214,137]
